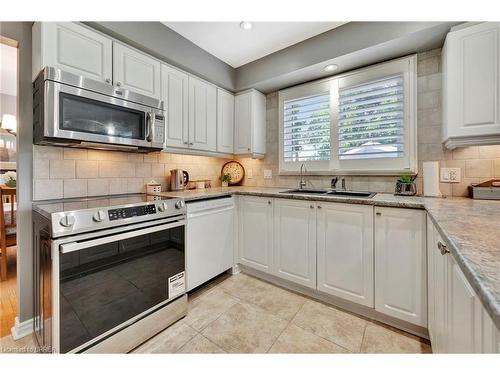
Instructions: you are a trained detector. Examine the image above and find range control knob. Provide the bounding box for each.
[175,200,185,210]
[158,202,167,212]
[93,210,106,222]
[59,215,75,227]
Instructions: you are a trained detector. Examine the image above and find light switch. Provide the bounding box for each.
[263,169,273,179]
[440,168,461,183]
[247,169,253,179]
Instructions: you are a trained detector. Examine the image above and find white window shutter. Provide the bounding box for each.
[283,93,331,162]
[338,74,405,160]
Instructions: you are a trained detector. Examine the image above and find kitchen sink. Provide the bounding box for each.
[280,189,376,199]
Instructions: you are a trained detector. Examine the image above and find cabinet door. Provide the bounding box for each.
[252,91,267,155]
[447,254,477,353]
[429,222,449,353]
[374,207,427,327]
[161,64,189,149]
[217,89,235,154]
[317,202,374,307]
[234,92,252,154]
[443,22,500,143]
[37,22,112,83]
[188,77,217,152]
[273,199,316,288]
[113,43,161,99]
[238,196,273,273]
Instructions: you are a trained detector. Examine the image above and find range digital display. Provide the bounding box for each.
[108,204,156,221]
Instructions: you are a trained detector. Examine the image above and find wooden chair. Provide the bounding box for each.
[0,187,16,281]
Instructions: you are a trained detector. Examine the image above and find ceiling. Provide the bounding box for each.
[0,43,17,96]
[162,22,347,68]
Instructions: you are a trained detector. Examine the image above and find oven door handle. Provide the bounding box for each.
[60,219,186,254]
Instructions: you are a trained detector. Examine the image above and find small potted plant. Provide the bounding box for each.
[4,171,16,188]
[220,173,231,187]
[395,174,417,196]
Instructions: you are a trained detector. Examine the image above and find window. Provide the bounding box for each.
[283,93,330,162]
[279,56,416,174]
[338,74,404,160]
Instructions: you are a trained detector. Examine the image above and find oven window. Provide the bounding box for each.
[58,225,185,353]
[59,92,145,140]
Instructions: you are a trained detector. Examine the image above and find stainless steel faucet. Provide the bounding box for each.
[299,164,307,189]
[331,177,339,189]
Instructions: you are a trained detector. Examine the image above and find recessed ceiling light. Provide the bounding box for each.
[240,21,253,30]
[323,64,338,72]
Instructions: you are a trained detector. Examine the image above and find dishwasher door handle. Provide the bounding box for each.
[187,206,234,219]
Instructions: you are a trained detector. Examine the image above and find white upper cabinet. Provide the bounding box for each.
[113,43,161,99]
[32,22,112,82]
[217,89,235,154]
[442,22,500,148]
[273,199,316,288]
[188,76,217,152]
[161,64,189,149]
[374,207,427,327]
[238,196,273,273]
[234,90,266,157]
[317,202,374,307]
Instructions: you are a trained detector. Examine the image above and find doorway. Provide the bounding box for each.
[0,35,19,338]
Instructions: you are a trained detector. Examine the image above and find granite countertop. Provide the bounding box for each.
[157,187,500,330]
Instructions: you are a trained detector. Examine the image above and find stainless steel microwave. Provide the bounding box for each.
[33,67,165,152]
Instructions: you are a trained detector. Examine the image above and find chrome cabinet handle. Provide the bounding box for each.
[189,142,194,146]
[317,205,322,209]
[310,204,314,209]
[438,241,449,255]
[247,148,251,151]
[376,212,382,216]
[183,141,188,145]
[268,200,272,205]
[116,81,121,87]
[105,78,111,84]
[145,112,152,142]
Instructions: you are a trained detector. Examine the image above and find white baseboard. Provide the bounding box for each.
[230,264,241,275]
[11,316,33,340]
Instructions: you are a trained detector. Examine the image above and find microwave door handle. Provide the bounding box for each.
[146,112,153,142]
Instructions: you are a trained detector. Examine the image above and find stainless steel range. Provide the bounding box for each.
[32,194,187,353]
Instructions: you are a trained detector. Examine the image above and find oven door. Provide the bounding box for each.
[57,219,185,353]
[44,80,160,149]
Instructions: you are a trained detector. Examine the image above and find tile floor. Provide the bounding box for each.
[133,272,432,354]
[0,271,432,354]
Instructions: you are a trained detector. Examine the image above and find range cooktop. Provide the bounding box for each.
[33,193,186,238]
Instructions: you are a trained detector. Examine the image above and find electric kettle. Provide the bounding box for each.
[170,169,189,191]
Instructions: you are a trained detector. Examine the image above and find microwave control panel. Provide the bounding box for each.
[153,114,165,143]
[108,204,157,221]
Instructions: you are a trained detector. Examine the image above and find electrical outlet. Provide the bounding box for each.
[263,169,273,179]
[440,168,461,183]
[247,169,253,179]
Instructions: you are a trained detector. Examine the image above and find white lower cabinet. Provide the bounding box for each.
[427,218,500,353]
[238,196,273,273]
[273,199,316,288]
[317,202,374,307]
[427,217,448,352]
[374,207,427,327]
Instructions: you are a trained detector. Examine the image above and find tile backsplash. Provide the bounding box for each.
[33,146,231,200]
[236,48,500,197]
[32,48,500,200]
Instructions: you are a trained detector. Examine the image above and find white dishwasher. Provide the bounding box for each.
[186,196,234,291]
